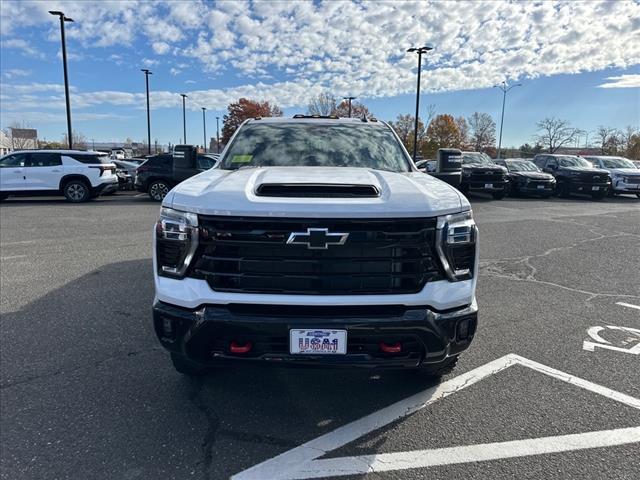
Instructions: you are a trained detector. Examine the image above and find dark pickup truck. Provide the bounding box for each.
[134,145,218,201]
[532,154,610,200]
[459,152,509,199]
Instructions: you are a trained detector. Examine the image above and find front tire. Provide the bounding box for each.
[63,179,91,202]
[170,353,207,377]
[556,182,570,198]
[148,180,170,201]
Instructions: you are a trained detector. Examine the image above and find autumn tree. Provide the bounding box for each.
[307,92,337,116]
[467,112,496,152]
[221,98,283,144]
[334,100,371,119]
[534,117,579,153]
[388,105,435,156]
[424,114,462,158]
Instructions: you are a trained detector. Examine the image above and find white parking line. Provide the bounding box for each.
[616,302,640,311]
[294,428,640,478]
[233,354,640,480]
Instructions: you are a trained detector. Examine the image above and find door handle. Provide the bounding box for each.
[13,170,22,173]
[52,169,61,172]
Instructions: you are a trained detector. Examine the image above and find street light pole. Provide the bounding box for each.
[343,96,356,118]
[180,94,188,145]
[201,107,207,152]
[407,45,433,160]
[494,81,522,159]
[216,116,220,153]
[141,69,152,155]
[49,10,74,149]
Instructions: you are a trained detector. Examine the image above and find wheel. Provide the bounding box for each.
[148,180,170,201]
[170,352,206,377]
[591,191,606,200]
[63,179,91,202]
[636,193,640,199]
[556,182,570,198]
[492,192,505,200]
[418,356,459,377]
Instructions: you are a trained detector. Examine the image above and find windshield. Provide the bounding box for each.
[462,152,494,166]
[593,157,635,169]
[221,123,410,172]
[558,156,591,167]
[506,160,540,172]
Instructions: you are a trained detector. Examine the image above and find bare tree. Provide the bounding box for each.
[61,130,88,150]
[594,126,617,154]
[535,117,579,153]
[8,121,37,149]
[307,92,337,116]
[455,116,469,148]
[388,114,428,155]
[467,112,496,152]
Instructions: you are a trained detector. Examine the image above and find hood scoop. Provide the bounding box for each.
[255,183,380,198]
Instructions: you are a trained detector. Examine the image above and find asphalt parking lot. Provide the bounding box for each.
[1,192,639,480]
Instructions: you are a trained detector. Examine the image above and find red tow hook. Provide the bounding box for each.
[229,341,252,354]
[379,342,402,353]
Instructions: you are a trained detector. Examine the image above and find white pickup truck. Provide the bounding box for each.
[152,116,479,378]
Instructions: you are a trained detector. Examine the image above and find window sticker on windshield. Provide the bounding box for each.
[231,155,253,163]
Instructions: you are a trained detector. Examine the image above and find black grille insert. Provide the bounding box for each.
[255,183,380,198]
[191,216,444,294]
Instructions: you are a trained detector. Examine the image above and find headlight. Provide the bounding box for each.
[155,207,199,278]
[436,211,477,281]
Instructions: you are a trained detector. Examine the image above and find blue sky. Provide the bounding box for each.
[1,0,639,148]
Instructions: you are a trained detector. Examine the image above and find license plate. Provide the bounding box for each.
[290,329,347,355]
[592,186,599,191]
[537,185,545,190]
[484,183,493,189]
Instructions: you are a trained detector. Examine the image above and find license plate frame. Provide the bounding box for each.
[484,183,493,189]
[592,186,600,191]
[290,329,347,355]
[537,185,545,190]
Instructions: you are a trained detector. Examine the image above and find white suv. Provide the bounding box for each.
[0,150,118,202]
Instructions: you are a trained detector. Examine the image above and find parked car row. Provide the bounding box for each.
[0,147,220,202]
[415,152,639,200]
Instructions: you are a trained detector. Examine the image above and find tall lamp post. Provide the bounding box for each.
[494,81,522,159]
[49,10,74,149]
[141,69,152,155]
[180,94,188,145]
[201,107,207,152]
[343,96,356,118]
[407,45,433,160]
[216,116,220,153]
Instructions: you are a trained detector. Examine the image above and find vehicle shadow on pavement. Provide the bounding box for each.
[1,259,442,480]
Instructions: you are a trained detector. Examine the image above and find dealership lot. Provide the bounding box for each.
[1,193,639,480]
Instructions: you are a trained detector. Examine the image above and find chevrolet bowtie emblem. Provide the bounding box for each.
[286,228,349,250]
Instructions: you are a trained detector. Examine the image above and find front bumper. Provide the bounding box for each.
[513,182,555,195]
[611,179,640,193]
[567,181,610,194]
[153,301,477,369]
[465,180,508,192]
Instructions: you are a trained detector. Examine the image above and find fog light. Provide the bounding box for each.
[457,319,470,340]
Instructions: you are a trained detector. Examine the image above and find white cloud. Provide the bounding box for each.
[2,69,32,79]
[170,68,181,76]
[1,0,639,113]
[1,38,43,58]
[142,58,159,67]
[152,41,170,55]
[597,74,640,89]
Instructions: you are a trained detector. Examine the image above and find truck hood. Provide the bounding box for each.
[166,167,468,218]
